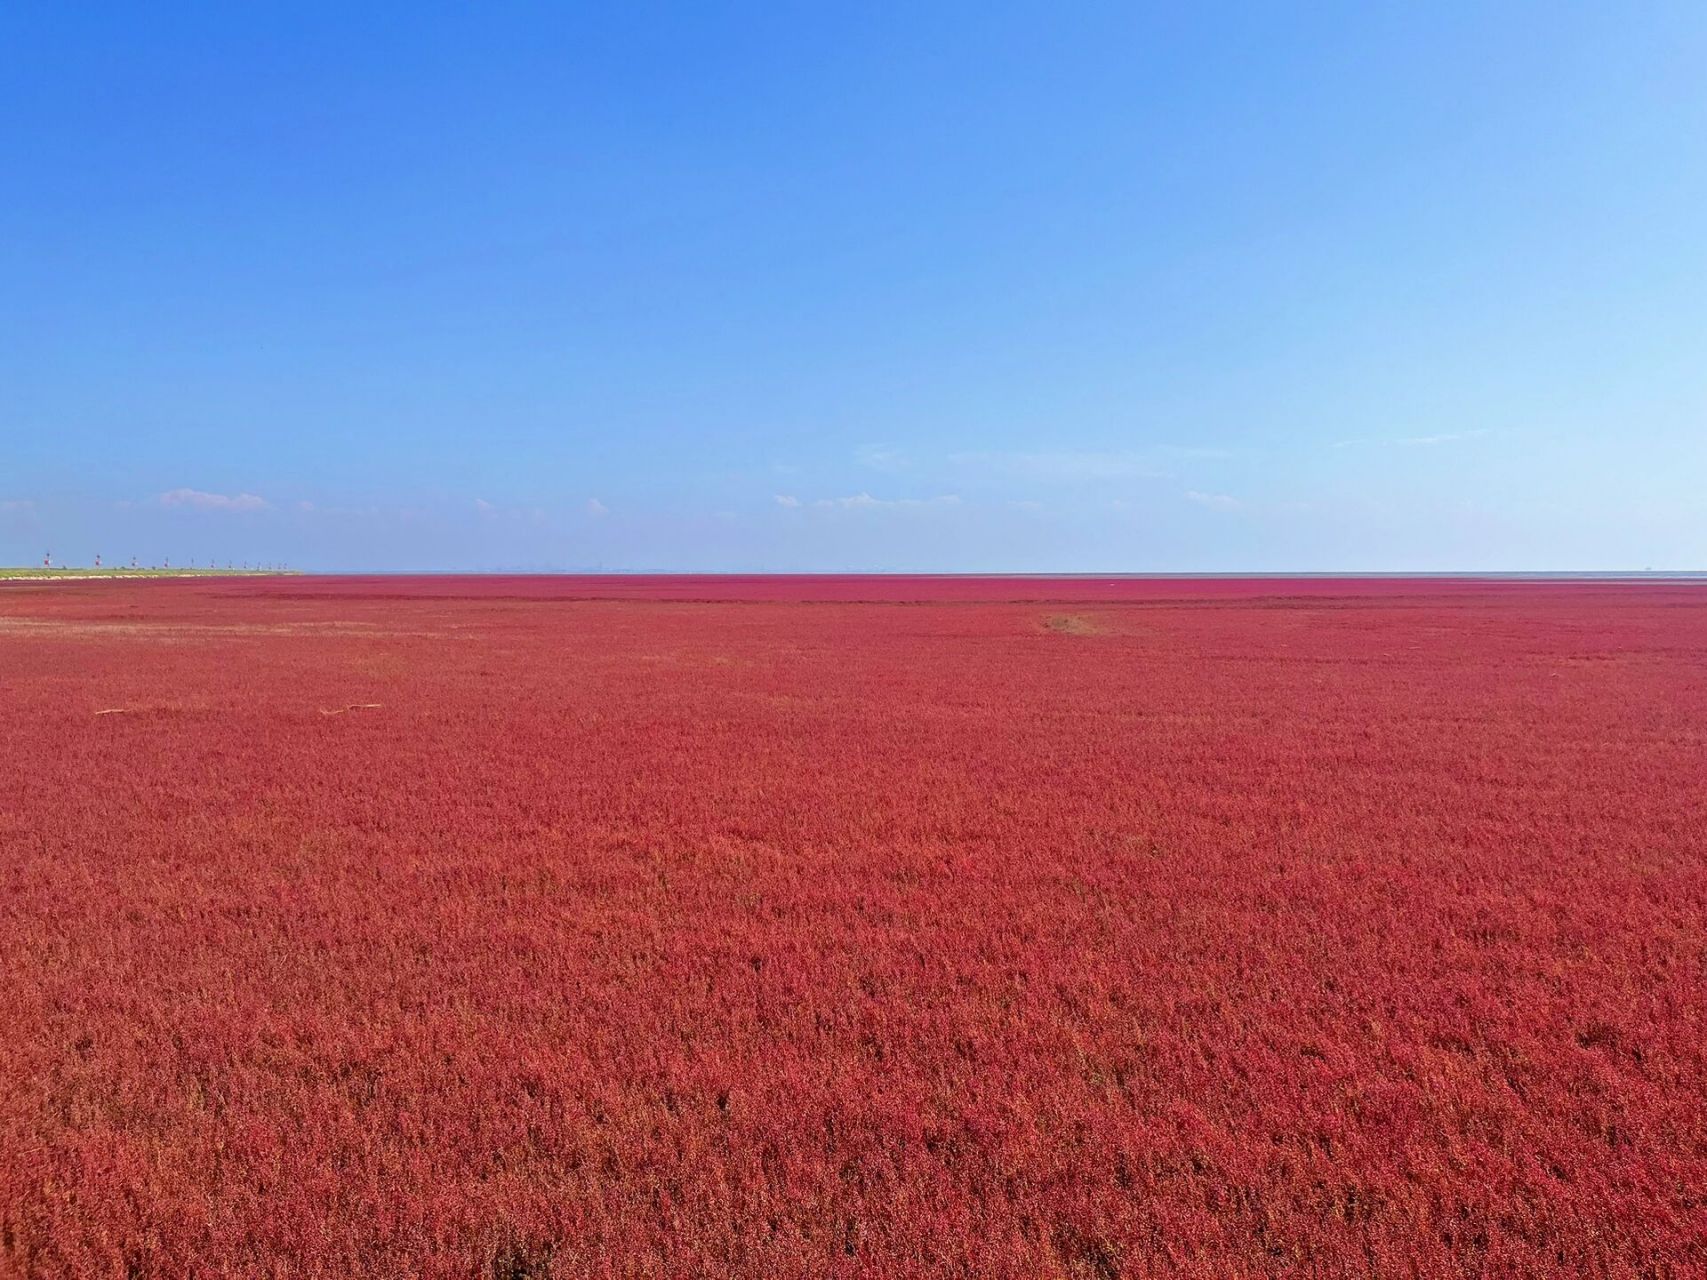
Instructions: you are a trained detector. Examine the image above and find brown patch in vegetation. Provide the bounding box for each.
[1042,613,1102,635]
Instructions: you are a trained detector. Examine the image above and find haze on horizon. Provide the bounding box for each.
[4,3,1704,573]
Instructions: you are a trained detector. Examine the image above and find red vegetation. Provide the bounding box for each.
[2,576,1704,1278]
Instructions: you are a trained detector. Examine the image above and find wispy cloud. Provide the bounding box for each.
[815,492,960,509]
[950,450,1168,481]
[1185,490,1242,511]
[1160,444,1237,460]
[855,445,909,473]
[774,494,801,508]
[473,498,495,513]
[159,488,268,512]
[0,498,37,531]
[586,498,609,517]
[1334,429,1490,449]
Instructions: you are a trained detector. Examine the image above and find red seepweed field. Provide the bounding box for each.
[2,575,1704,1278]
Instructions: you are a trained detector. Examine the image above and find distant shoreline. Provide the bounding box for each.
[0,568,299,580]
[3,568,1703,582]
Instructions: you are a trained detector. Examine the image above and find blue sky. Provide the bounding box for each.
[4,2,1704,571]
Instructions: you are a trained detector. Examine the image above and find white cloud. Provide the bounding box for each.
[473,498,495,513]
[159,488,268,512]
[0,499,34,512]
[774,494,801,507]
[297,499,316,512]
[814,492,960,509]
[1185,490,1242,511]
[586,498,609,517]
